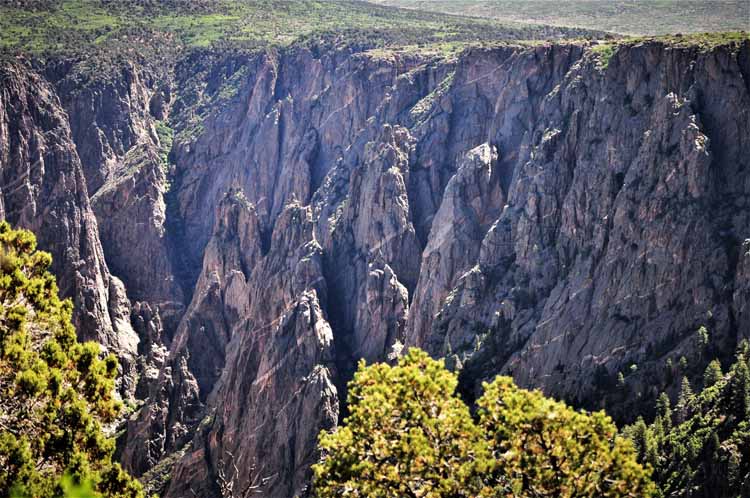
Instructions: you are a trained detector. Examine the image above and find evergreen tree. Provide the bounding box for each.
[727,349,749,419]
[626,344,750,498]
[313,349,483,497]
[617,371,626,388]
[703,360,723,388]
[675,376,694,424]
[656,392,672,430]
[0,222,143,498]
[314,348,655,498]
[697,326,710,349]
[627,417,657,468]
[478,376,655,498]
[679,356,689,371]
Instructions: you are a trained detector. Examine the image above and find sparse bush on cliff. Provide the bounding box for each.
[314,348,655,497]
[0,222,143,498]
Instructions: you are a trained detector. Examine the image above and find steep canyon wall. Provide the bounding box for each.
[1,39,748,496]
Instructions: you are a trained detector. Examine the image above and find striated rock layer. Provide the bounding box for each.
[1,38,748,496]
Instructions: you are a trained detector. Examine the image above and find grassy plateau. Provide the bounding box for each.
[0,0,607,55]
[369,0,749,36]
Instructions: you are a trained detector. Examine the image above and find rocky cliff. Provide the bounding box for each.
[0,59,140,393]
[1,36,748,496]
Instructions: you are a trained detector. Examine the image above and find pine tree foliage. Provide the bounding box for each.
[676,377,695,424]
[624,342,750,498]
[703,360,723,388]
[314,348,655,497]
[477,376,655,497]
[313,349,483,497]
[0,222,143,498]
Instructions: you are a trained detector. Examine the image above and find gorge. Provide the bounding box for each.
[0,3,748,495]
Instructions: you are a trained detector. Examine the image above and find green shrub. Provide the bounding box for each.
[0,222,143,498]
[592,42,615,69]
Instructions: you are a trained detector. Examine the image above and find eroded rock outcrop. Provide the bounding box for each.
[166,202,337,498]
[122,189,262,475]
[0,60,139,393]
[326,124,419,365]
[407,142,504,351]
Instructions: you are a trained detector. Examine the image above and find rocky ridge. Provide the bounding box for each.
[0,36,748,496]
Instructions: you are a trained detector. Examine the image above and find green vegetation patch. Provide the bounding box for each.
[0,0,608,55]
[0,0,123,52]
[155,120,174,167]
[371,1,749,36]
[624,342,750,497]
[625,31,750,50]
[591,42,615,69]
[410,70,455,124]
[314,348,656,497]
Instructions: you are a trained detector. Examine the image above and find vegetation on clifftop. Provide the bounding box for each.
[0,0,607,55]
[369,1,748,36]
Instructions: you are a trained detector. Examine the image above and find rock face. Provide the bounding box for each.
[167,202,338,498]
[53,60,186,327]
[122,190,262,475]
[0,61,139,393]
[407,142,504,352]
[421,43,750,417]
[1,38,748,496]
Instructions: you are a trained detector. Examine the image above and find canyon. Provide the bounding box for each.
[1,34,749,496]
